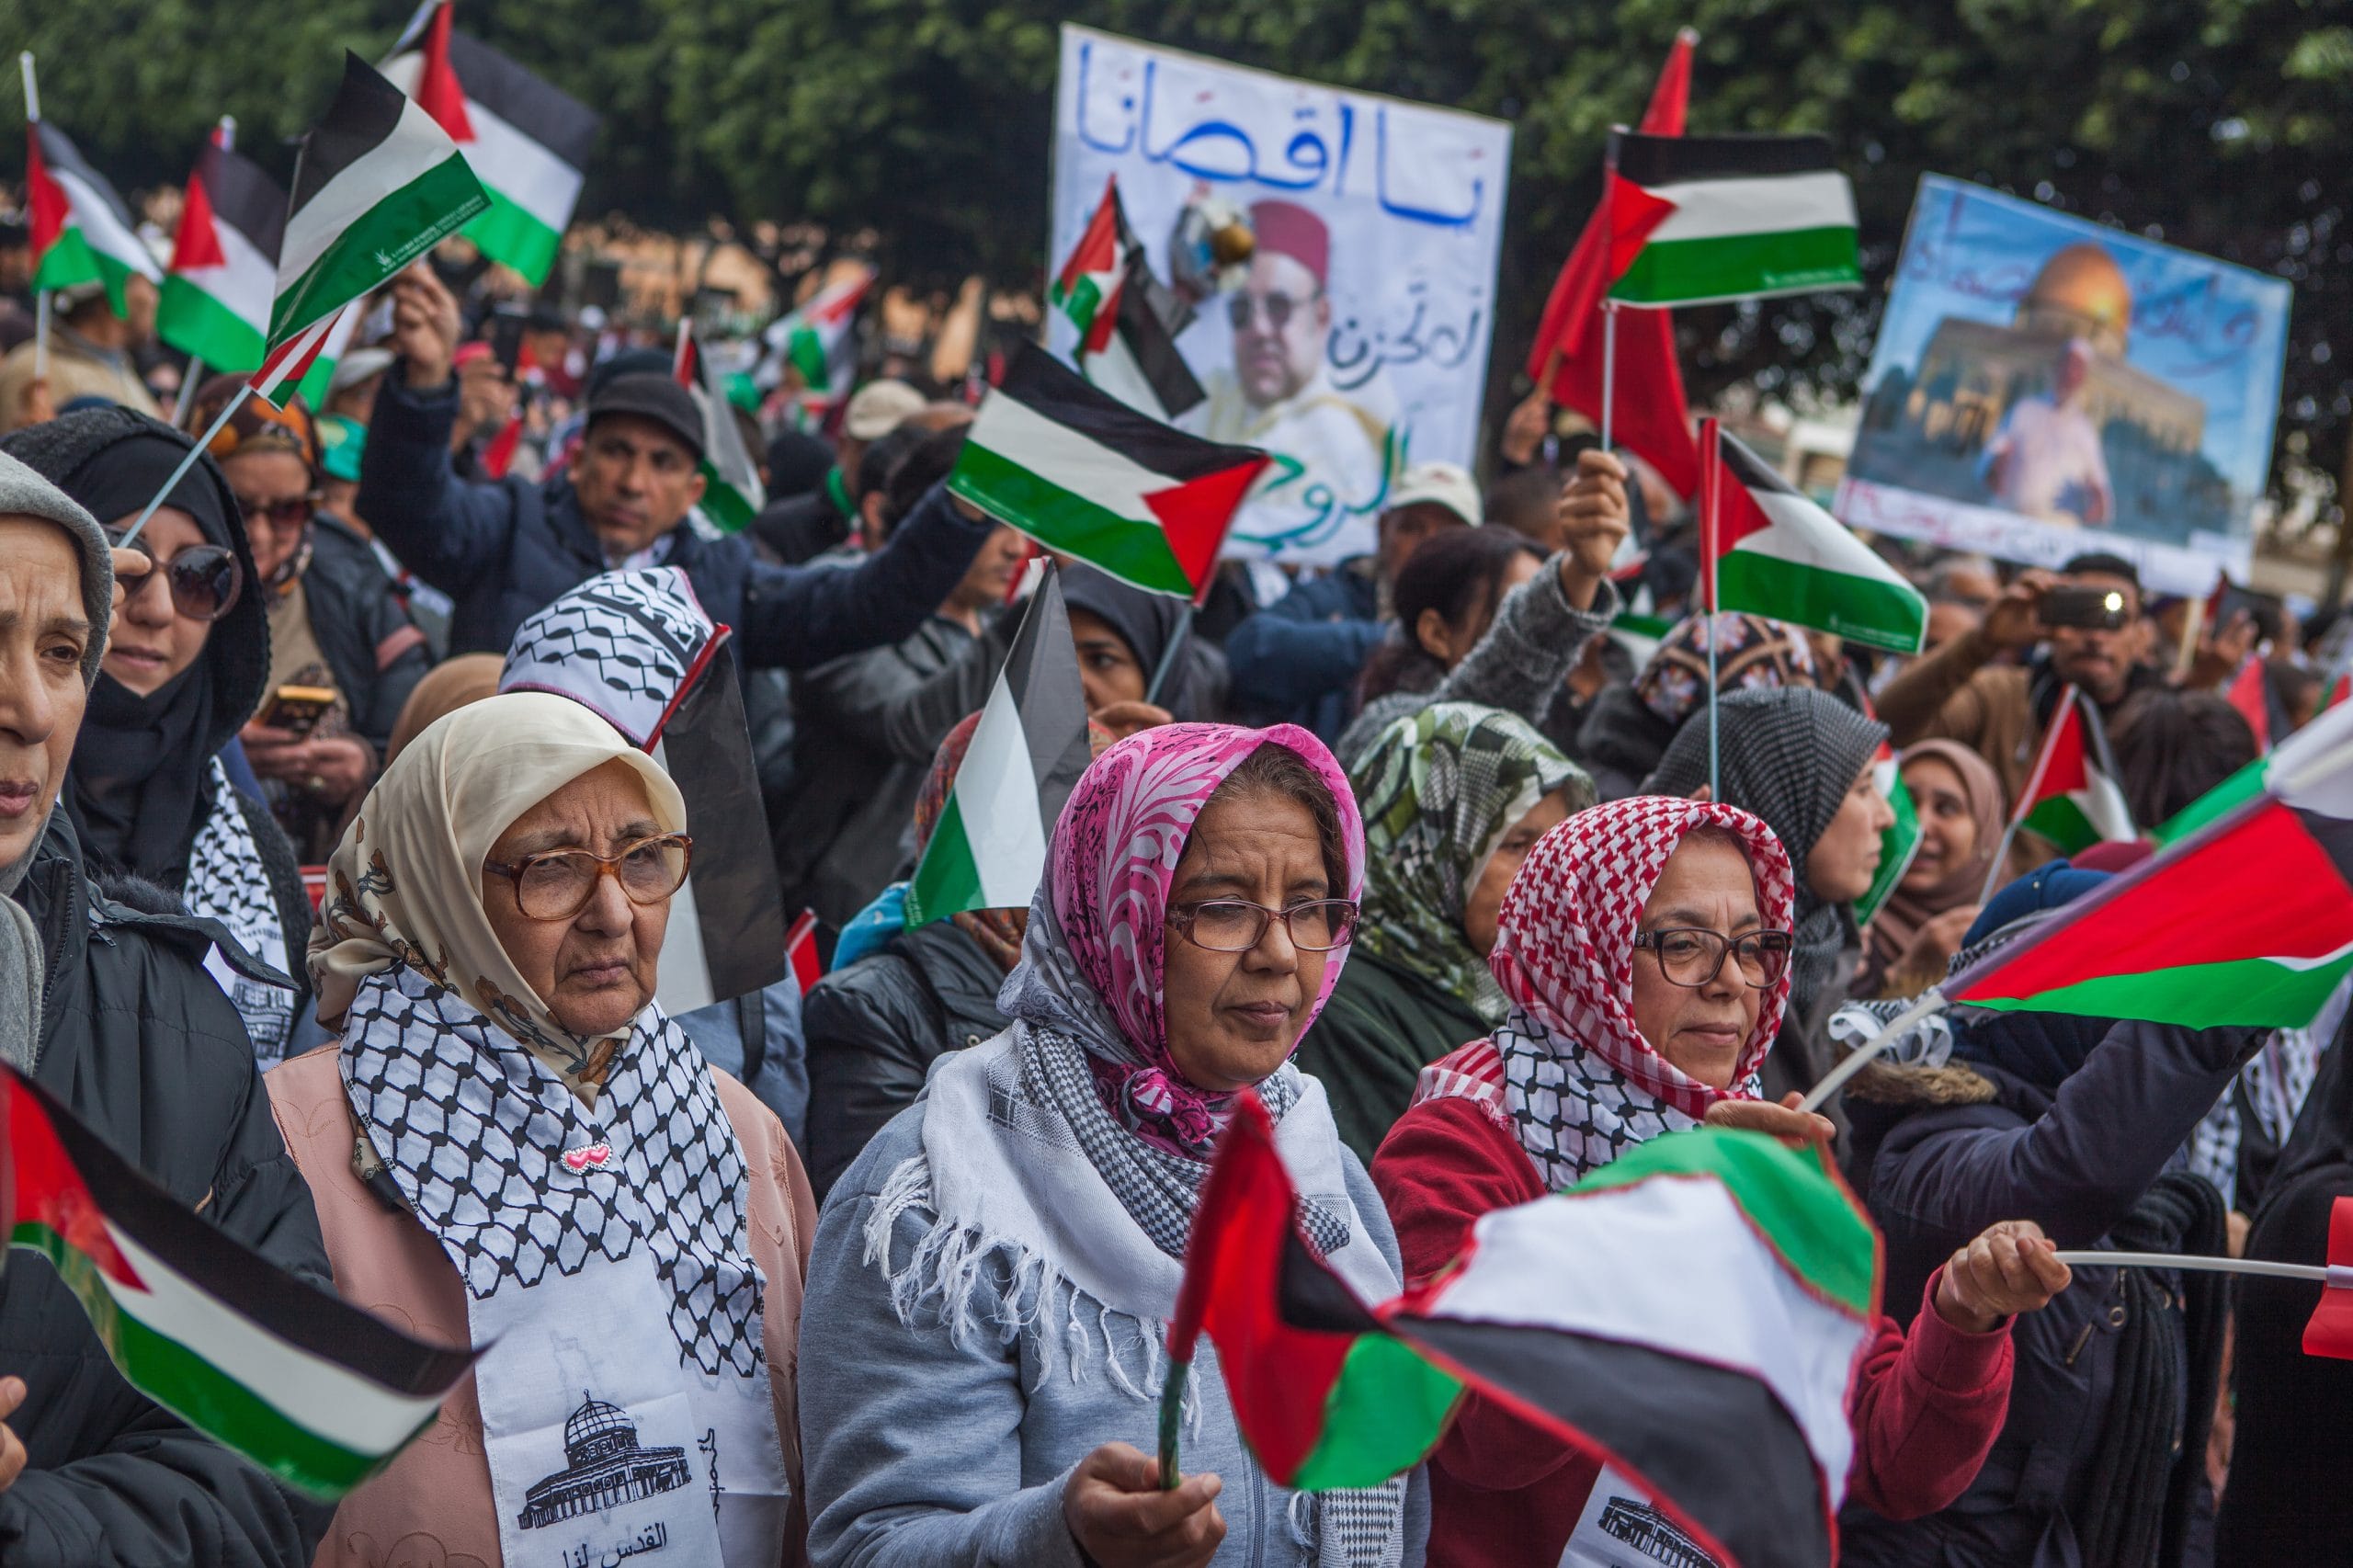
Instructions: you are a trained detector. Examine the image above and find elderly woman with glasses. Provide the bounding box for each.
[266,692,816,1567]
[800,723,1424,1568]
[1372,796,2067,1568]
[0,405,313,1060]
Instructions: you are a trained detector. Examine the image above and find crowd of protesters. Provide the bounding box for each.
[0,230,2349,1568]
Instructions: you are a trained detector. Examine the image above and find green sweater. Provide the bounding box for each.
[1298,949,1488,1165]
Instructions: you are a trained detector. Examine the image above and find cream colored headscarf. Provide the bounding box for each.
[310,692,688,1083]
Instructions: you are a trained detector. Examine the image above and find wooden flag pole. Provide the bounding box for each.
[1798,988,1949,1114]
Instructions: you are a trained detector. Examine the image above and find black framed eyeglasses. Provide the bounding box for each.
[1168,899,1359,953]
[1631,927,1795,990]
[483,833,694,920]
[105,528,244,623]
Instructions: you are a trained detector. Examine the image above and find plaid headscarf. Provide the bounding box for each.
[1351,703,1586,1025]
[1490,795,1796,1188]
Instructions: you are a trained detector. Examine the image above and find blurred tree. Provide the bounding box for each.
[5,0,2347,493]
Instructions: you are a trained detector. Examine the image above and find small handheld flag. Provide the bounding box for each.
[949,343,1267,603]
[676,322,767,532]
[1605,131,1862,309]
[25,97,163,319]
[159,122,286,376]
[1980,686,2135,893]
[2,1065,473,1495]
[2049,1199,2353,1362]
[786,910,823,997]
[903,566,1093,927]
[759,266,876,422]
[1855,741,1923,926]
[1051,176,1204,422]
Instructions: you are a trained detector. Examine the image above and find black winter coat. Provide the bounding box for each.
[801,920,1009,1200]
[357,373,995,660]
[0,812,333,1564]
[1839,1015,2258,1568]
[299,512,431,758]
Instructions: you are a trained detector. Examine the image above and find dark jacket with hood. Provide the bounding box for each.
[1574,680,1679,801]
[1297,949,1484,1166]
[0,809,335,1563]
[801,920,1009,1201]
[0,407,312,1028]
[300,511,431,758]
[358,372,997,660]
[1838,876,2258,1568]
[1222,557,1383,742]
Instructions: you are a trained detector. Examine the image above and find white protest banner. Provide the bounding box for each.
[1052,26,1511,568]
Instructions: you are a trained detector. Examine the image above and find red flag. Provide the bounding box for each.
[1524,30,1700,499]
[786,908,823,996]
[481,411,525,479]
[2302,1197,2353,1359]
[167,123,232,274]
[2228,654,2273,752]
[414,3,475,144]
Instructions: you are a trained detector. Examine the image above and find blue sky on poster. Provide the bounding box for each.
[1863,176,2292,493]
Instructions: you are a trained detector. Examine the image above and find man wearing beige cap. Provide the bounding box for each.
[750,378,926,564]
[0,280,164,432]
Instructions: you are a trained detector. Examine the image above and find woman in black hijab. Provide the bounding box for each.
[0,407,310,1059]
[1059,562,1223,732]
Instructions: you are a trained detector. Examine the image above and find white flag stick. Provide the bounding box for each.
[1798,989,1949,1114]
[2051,1252,2331,1283]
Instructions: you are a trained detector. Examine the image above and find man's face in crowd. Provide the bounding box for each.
[1375,501,1467,585]
[0,518,93,876]
[2047,569,2146,703]
[1231,251,1327,408]
[572,415,706,559]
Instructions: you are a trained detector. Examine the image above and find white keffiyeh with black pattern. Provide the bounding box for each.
[186,757,295,1059]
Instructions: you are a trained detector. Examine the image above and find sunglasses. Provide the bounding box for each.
[1226,290,1318,332]
[106,530,244,623]
[233,493,319,531]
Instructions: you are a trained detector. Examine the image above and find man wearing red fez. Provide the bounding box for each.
[1202,199,1392,561]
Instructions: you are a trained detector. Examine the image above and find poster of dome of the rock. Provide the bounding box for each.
[1838,175,2291,596]
[1051,26,1512,568]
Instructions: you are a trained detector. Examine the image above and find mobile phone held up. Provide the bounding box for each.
[2040,585,2131,631]
[260,685,337,738]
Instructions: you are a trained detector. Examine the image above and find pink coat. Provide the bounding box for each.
[267,1044,817,1568]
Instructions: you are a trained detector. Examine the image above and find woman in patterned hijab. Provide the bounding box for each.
[1300,701,1592,1161]
[800,722,1422,1568]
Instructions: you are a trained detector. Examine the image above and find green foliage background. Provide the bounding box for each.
[6,0,2347,486]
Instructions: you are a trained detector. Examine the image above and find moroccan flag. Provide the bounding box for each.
[904,568,1093,926]
[675,324,766,533]
[1856,740,1923,926]
[253,51,487,405]
[26,119,162,316]
[1948,697,2353,1028]
[1606,131,1862,309]
[1385,1128,1882,1568]
[950,344,1267,602]
[2008,686,2135,855]
[1171,1092,1462,1490]
[1703,421,1927,653]
[384,2,600,286]
[1525,32,1700,500]
[2,1065,472,1496]
[159,125,285,375]
[761,266,876,420]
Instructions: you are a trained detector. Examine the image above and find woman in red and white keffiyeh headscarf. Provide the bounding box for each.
[1372,794,2072,1568]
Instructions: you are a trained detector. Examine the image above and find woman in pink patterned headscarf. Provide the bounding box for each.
[800,722,1421,1568]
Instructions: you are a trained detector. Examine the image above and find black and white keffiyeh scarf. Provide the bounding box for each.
[187,757,295,1058]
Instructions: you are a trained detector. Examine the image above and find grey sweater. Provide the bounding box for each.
[1334,554,1620,770]
[800,1100,1428,1568]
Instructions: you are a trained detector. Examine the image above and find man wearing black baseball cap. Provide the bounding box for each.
[354,265,1000,664]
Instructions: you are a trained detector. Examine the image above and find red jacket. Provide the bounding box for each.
[1373,1091,2016,1568]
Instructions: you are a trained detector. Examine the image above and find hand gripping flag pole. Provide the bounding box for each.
[2053,1198,2353,1361]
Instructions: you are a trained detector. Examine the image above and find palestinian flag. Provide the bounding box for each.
[1703,421,1927,653]
[1051,175,1133,350]
[499,572,789,1014]
[290,301,364,413]
[1171,1092,1462,1490]
[761,266,875,418]
[1083,251,1207,424]
[255,51,487,405]
[2323,670,2351,717]
[383,2,599,286]
[27,119,162,316]
[3,1065,472,1496]
[159,126,284,375]
[1606,131,1862,308]
[675,324,766,533]
[2008,686,2135,855]
[1949,698,2353,1029]
[1385,1128,1882,1568]
[786,910,823,997]
[949,344,1267,602]
[904,568,1093,927]
[1855,741,1922,926]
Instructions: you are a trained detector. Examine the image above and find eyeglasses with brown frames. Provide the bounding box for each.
[483,833,694,921]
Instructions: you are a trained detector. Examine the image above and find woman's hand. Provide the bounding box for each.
[0,1377,27,1492]
[1934,1219,2071,1334]
[1896,905,1981,978]
[1704,1091,1836,1149]
[1063,1442,1225,1568]
[1554,449,1631,608]
[241,725,373,804]
[1091,700,1174,742]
